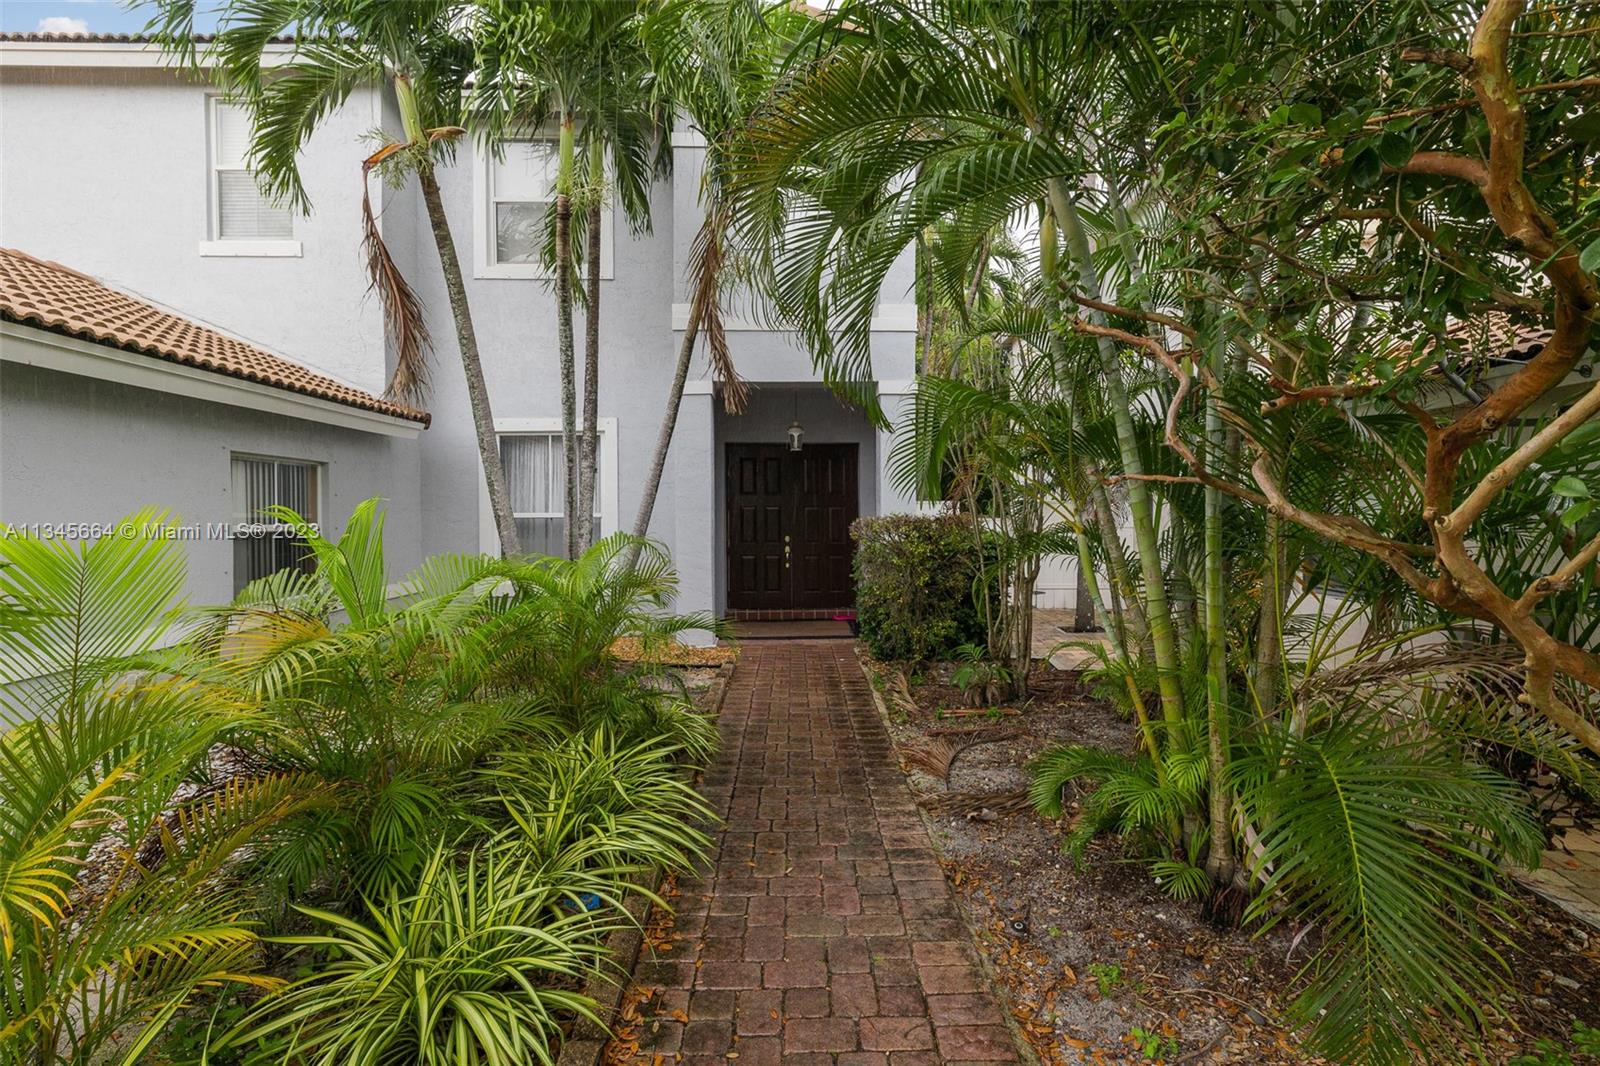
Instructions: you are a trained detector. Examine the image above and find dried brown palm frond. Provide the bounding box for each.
[689,204,747,413]
[362,144,431,406]
[1296,638,1600,800]
[886,668,918,717]
[898,737,959,779]
[917,788,1033,818]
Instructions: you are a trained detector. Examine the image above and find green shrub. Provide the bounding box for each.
[1,502,721,1065]
[0,512,319,1066]
[852,514,985,661]
[220,845,611,1066]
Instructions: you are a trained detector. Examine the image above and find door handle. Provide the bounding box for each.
[784,540,791,569]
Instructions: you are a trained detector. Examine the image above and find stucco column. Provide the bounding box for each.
[875,379,920,516]
[674,380,719,645]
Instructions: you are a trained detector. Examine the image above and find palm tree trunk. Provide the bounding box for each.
[1249,296,1300,720]
[555,111,578,559]
[1253,510,1286,717]
[916,231,935,371]
[1170,523,1199,652]
[1092,481,1146,645]
[1078,527,1125,649]
[417,169,519,556]
[1072,559,1096,631]
[1075,521,1126,640]
[628,200,734,565]
[1047,182,1187,741]
[1203,332,1236,886]
[630,299,702,546]
[577,150,603,554]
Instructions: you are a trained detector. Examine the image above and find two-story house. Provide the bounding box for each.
[0,32,922,633]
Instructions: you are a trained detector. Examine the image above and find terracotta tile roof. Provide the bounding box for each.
[0,32,294,43]
[1379,312,1559,376]
[0,248,428,425]
[1437,313,1554,364]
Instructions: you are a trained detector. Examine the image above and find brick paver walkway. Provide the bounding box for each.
[624,641,1021,1065]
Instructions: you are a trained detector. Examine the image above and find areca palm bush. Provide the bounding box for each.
[0,515,316,1066]
[1235,711,1543,1062]
[194,502,719,900]
[0,500,733,1064]
[191,501,520,898]
[474,534,724,735]
[102,498,721,1061]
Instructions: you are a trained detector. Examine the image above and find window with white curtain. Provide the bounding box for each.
[231,456,319,593]
[499,433,603,556]
[209,100,294,241]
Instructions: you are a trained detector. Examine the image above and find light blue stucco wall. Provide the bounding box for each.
[0,360,423,608]
[0,54,920,621]
[0,66,391,395]
[396,140,683,562]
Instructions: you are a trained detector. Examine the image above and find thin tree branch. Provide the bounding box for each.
[1515,528,1600,614]
[1366,75,1600,125]
[1390,151,1490,186]
[1068,292,1198,339]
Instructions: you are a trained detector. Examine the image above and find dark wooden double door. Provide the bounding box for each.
[726,443,858,611]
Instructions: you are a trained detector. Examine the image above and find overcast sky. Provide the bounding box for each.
[2,1,220,35]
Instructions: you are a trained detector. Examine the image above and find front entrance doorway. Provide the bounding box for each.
[725,443,858,613]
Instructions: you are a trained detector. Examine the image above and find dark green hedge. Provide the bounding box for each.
[852,514,985,662]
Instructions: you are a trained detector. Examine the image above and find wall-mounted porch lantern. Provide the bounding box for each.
[786,393,805,451]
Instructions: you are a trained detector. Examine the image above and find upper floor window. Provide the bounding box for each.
[208,100,294,243]
[474,140,613,280]
[231,455,320,593]
[491,140,558,267]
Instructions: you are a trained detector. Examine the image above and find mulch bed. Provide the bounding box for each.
[611,637,739,668]
[867,657,1600,1065]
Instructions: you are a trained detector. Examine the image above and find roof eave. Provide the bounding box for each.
[0,36,298,70]
[0,319,426,438]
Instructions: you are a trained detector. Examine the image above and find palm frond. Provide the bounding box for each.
[1237,713,1542,1064]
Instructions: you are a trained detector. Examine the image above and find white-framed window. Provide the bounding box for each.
[473,140,613,280]
[231,455,321,593]
[203,98,299,256]
[487,418,619,556]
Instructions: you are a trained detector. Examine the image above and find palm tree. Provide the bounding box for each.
[627,0,810,550]
[471,1,656,559]
[152,0,522,555]
[574,35,670,554]
[0,513,314,1066]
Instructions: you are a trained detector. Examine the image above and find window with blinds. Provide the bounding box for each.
[231,456,319,593]
[499,433,603,557]
[210,100,294,241]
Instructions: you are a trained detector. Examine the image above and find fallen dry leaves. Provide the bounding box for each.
[609,638,738,668]
[603,875,688,1066]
